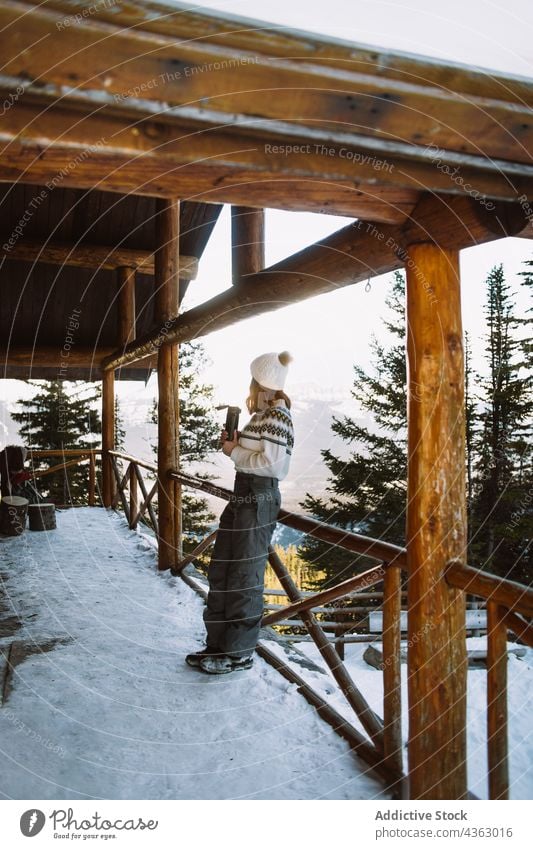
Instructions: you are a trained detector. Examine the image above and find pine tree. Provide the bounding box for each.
[519,259,533,373]
[11,380,101,504]
[297,263,532,589]
[465,332,477,528]
[114,396,126,451]
[149,342,219,552]
[298,272,407,587]
[502,259,532,582]
[469,265,532,582]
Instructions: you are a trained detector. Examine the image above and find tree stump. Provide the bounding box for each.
[0,496,29,536]
[28,503,56,531]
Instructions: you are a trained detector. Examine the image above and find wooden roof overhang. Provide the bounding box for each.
[0,0,532,378]
[0,184,221,379]
[1,0,532,212]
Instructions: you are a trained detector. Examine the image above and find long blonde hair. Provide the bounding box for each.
[246,378,292,414]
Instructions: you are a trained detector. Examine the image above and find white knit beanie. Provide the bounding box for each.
[250,351,292,391]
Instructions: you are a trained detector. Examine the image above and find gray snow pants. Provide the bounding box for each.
[203,471,281,658]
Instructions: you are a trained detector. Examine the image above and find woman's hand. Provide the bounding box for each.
[221,429,239,456]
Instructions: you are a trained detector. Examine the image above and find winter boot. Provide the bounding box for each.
[199,654,254,675]
[185,646,219,668]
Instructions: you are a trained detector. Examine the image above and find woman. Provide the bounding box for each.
[186,351,294,675]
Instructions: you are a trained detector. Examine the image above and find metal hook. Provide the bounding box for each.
[365,277,371,293]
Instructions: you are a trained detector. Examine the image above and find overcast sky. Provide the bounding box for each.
[2,0,532,423]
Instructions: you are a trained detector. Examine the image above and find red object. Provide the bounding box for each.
[11,470,31,486]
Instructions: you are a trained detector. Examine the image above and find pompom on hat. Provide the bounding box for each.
[250,351,292,391]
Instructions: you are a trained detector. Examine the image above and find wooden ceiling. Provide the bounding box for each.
[0,183,221,379]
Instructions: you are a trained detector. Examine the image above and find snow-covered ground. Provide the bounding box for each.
[0,507,389,800]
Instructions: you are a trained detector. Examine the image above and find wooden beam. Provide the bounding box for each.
[1,1,532,215]
[173,369,182,565]
[129,462,139,530]
[108,451,156,474]
[1,93,531,209]
[1,348,157,372]
[402,194,533,248]
[2,0,532,168]
[500,610,533,648]
[103,220,400,370]
[446,560,533,618]
[155,198,180,571]
[89,453,96,507]
[117,266,136,348]
[0,104,418,220]
[0,238,199,278]
[110,454,129,515]
[262,564,386,627]
[267,546,384,747]
[26,0,533,106]
[172,529,218,574]
[102,369,115,508]
[231,207,265,283]
[28,449,100,457]
[30,456,91,479]
[170,467,407,566]
[405,242,467,800]
[101,195,532,372]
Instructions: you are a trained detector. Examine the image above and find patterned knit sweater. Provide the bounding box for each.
[230,399,294,481]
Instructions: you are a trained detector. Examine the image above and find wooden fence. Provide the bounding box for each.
[28,449,100,505]
[106,452,533,800]
[264,591,489,641]
[108,451,158,532]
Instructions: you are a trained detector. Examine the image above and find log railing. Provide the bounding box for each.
[262,592,489,641]
[28,448,100,506]
[105,454,533,800]
[168,468,532,800]
[445,559,533,800]
[167,466,406,795]
[108,451,159,534]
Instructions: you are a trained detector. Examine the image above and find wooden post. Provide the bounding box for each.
[129,462,138,529]
[117,266,136,347]
[405,243,468,800]
[333,600,345,661]
[487,601,509,799]
[88,453,96,506]
[383,565,403,780]
[174,363,182,563]
[155,198,180,571]
[231,206,265,283]
[102,369,115,508]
